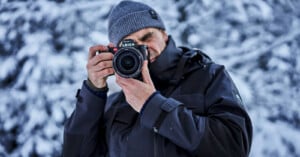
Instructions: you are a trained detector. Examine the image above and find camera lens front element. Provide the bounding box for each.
[113,47,144,78]
[121,55,136,71]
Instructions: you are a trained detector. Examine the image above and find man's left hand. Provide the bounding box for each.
[116,60,156,112]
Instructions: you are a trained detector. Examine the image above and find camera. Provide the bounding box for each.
[106,39,148,79]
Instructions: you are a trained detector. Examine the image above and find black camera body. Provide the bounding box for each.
[107,39,147,79]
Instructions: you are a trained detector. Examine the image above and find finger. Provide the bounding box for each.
[93,68,114,79]
[88,45,108,60]
[89,53,114,66]
[115,74,137,87]
[87,54,110,70]
[115,74,127,86]
[92,60,113,72]
[115,74,124,87]
[141,60,152,85]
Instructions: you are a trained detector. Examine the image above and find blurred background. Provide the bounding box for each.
[0,0,299,156]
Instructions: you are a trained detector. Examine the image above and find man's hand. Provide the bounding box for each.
[116,61,156,112]
[87,44,114,88]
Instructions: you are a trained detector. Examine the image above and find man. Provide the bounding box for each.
[63,1,252,157]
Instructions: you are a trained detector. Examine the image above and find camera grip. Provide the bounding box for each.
[95,47,118,56]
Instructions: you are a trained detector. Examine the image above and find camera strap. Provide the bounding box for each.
[165,54,189,96]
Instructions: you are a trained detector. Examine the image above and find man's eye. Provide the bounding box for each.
[140,32,154,42]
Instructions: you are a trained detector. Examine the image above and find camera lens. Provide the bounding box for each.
[113,47,143,78]
[121,55,135,70]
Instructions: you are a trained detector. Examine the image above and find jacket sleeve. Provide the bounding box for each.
[139,65,252,157]
[63,81,107,157]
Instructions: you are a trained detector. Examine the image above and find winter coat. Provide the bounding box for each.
[63,37,253,157]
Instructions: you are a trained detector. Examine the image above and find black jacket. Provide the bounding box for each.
[63,37,252,157]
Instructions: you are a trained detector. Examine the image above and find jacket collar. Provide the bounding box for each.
[149,36,182,89]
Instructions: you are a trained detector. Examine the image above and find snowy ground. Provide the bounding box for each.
[0,0,299,156]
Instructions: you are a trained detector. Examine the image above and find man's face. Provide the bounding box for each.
[122,28,168,63]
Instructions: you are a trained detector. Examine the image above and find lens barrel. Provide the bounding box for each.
[113,47,144,78]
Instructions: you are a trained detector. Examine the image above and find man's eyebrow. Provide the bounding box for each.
[139,31,154,41]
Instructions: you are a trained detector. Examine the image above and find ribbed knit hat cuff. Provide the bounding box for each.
[109,9,165,46]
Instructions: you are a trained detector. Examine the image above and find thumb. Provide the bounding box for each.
[141,60,153,85]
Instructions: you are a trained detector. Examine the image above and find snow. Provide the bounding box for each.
[251,109,300,157]
[0,0,299,157]
[273,44,291,58]
[0,58,17,80]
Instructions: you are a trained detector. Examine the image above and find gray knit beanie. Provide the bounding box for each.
[108,0,166,45]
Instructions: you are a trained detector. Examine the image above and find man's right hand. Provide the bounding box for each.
[86,44,114,89]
